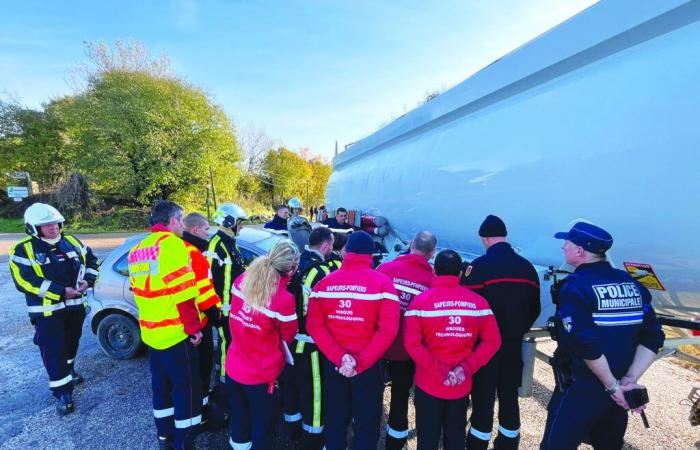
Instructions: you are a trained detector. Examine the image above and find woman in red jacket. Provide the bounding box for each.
[404,249,501,450]
[226,239,300,450]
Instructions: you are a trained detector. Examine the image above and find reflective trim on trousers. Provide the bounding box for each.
[386,424,409,439]
[229,437,252,450]
[284,412,302,422]
[302,422,324,434]
[28,303,65,314]
[174,414,202,428]
[202,395,209,406]
[498,425,520,438]
[153,407,175,418]
[49,374,73,388]
[469,427,492,441]
[66,358,75,365]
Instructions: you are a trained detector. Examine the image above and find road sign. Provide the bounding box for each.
[7,186,29,198]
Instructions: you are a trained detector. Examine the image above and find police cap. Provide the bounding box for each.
[554,221,613,254]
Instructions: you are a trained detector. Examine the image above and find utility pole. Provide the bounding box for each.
[209,166,218,210]
[205,185,212,222]
[306,180,310,212]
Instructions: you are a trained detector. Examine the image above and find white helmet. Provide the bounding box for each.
[288,197,303,209]
[24,203,65,237]
[214,203,248,229]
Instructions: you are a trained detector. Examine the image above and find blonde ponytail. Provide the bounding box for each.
[241,239,300,309]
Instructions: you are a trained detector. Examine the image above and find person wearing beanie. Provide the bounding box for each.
[306,231,400,450]
[464,215,541,450]
[404,250,501,450]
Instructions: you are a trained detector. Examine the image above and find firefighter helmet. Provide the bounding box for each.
[214,203,248,229]
[24,203,65,237]
[288,197,303,209]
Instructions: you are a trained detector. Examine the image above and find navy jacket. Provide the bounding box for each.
[555,261,665,379]
[264,215,288,231]
[323,218,352,230]
[289,249,330,334]
[461,242,540,342]
[9,234,99,321]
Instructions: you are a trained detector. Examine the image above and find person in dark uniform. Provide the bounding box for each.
[326,231,347,272]
[463,215,540,450]
[9,203,99,415]
[264,205,289,231]
[284,227,334,449]
[205,203,248,383]
[540,221,665,450]
[323,207,352,230]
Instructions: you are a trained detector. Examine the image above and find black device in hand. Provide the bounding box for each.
[624,388,650,428]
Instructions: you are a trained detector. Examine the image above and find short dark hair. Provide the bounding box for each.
[332,231,348,251]
[183,212,207,230]
[309,227,334,247]
[336,207,347,214]
[149,200,183,226]
[276,204,288,213]
[434,250,462,276]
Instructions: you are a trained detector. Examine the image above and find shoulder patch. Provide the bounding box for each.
[463,265,473,278]
[562,316,573,333]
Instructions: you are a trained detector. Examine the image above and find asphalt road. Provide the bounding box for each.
[0,234,698,449]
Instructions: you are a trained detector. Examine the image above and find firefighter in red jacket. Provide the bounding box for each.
[306,231,400,450]
[226,239,299,450]
[404,249,501,450]
[377,231,437,450]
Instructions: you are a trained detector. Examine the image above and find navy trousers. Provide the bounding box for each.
[149,338,202,450]
[199,324,214,407]
[414,386,469,450]
[385,359,416,450]
[468,341,523,450]
[34,309,85,398]
[227,376,279,450]
[322,356,384,450]
[540,375,628,450]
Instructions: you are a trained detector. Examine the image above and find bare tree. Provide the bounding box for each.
[238,123,276,173]
[66,40,172,91]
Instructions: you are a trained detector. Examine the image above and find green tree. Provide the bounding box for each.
[260,147,312,204]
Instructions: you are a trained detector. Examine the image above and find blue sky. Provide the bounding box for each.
[1,0,597,160]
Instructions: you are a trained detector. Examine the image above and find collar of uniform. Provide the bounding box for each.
[304,247,326,262]
[216,229,236,245]
[150,224,170,233]
[342,252,373,268]
[574,260,612,273]
[395,252,432,271]
[431,274,461,287]
[487,241,512,254]
[182,231,208,252]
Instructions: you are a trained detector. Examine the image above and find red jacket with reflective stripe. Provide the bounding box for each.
[377,253,434,361]
[184,241,220,325]
[306,252,400,374]
[225,273,298,386]
[404,275,501,399]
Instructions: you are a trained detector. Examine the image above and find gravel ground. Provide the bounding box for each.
[0,234,698,449]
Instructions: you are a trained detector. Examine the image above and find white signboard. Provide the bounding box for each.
[7,186,29,198]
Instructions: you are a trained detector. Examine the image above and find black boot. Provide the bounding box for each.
[56,394,74,415]
[71,370,84,385]
[385,434,407,450]
[157,435,173,450]
[300,432,324,450]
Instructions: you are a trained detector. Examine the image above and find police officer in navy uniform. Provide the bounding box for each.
[463,215,540,450]
[540,222,665,450]
[9,203,99,415]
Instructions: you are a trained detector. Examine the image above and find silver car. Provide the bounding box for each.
[87,227,285,359]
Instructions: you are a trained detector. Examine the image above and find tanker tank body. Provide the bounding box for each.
[326,0,700,331]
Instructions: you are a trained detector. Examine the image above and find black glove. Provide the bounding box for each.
[204,307,221,328]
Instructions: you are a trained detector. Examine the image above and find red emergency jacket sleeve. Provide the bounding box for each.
[176,300,201,336]
[306,290,347,367]
[403,301,452,381]
[354,280,400,373]
[459,309,501,376]
[277,291,298,346]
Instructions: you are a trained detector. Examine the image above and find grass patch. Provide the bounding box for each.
[0,217,25,233]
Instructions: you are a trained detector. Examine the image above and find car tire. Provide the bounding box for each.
[96,313,143,360]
